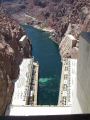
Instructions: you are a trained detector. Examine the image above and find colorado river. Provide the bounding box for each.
[23,25,62,105]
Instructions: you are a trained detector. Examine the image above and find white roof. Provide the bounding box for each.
[19,35,27,42]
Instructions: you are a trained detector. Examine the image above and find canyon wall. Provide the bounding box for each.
[0,12,31,115]
[2,0,90,44]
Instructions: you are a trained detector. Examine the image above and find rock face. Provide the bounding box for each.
[0,41,14,115]
[31,0,90,43]
[2,0,90,44]
[0,12,31,115]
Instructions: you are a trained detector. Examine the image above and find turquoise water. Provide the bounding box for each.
[23,25,62,105]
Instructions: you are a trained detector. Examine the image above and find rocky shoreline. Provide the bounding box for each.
[0,11,32,115]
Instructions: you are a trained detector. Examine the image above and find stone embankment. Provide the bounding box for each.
[0,11,32,115]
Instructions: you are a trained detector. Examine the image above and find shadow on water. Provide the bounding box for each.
[23,25,62,105]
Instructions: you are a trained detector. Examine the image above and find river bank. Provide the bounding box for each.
[33,25,55,33]
[10,12,58,44]
[33,25,59,44]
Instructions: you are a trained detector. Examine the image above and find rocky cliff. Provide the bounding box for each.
[2,0,90,44]
[29,0,90,43]
[0,12,31,115]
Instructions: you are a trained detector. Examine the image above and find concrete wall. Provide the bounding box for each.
[78,33,90,113]
[72,32,90,113]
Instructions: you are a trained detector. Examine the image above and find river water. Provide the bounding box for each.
[23,25,62,105]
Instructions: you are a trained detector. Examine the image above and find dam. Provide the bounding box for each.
[23,25,62,105]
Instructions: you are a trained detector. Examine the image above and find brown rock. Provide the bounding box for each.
[0,12,32,115]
